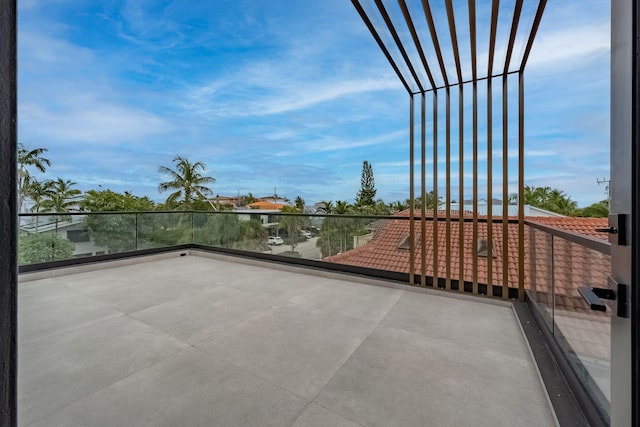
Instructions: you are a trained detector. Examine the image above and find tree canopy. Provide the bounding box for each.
[18,233,74,265]
[519,185,578,216]
[39,178,81,214]
[158,156,215,210]
[17,143,51,213]
[81,189,156,212]
[355,161,376,207]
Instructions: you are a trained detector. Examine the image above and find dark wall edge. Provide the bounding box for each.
[0,0,17,425]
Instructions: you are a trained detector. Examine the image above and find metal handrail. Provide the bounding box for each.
[524,219,611,255]
[19,210,522,223]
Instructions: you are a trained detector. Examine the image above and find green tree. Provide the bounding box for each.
[196,214,267,251]
[548,189,578,216]
[317,201,334,214]
[26,179,54,232]
[17,143,51,213]
[334,200,352,214]
[81,189,155,212]
[18,233,74,265]
[316,201,369,257]
[238,192,256,207]
[517,185,578,216]
[40,178,81,213]
[355,161,377,207]
[236,219,269,251]
[158,156,215,210]
[294,196,305,211]
[576,200,609,218]
[406,191,442,210]
[390,200,408,212]
[80,189,156,252]
[357,199,392,216]
[279,205,306,253]
[39,178,82,236]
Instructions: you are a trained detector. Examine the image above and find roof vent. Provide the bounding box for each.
[398,234,420,250]
[477,239,496,258]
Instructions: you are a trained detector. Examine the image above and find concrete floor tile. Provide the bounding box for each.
[379,292,527,357]
[62,262,225,314]
[29,348,307,427]
[18,280,76,303]
[196,303,375,400]
[67,281,192,314]
[288,280,404,322]
[223,269,322,299]
[131,286,279,344]
[19,316,188,426]
[18,290,121,344]
[292,404,363,427]
[315,326,555,427]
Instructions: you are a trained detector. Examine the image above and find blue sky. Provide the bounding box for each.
[18,0,610,207]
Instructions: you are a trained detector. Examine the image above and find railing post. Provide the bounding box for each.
[551,234,555,335]
[135,213,138,250]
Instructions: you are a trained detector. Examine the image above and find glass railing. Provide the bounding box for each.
[525,220,611,424]
[18,211,525,294]
[17,211,393,266]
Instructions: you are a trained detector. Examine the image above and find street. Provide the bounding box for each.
[267,237,322,260]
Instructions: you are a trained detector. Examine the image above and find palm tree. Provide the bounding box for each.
[27,179,54,232]
[40,178,82,231]
[158,156,215,210]
[317,201,334,214]
[38,178,81,259]
[17,143,51,213]
[548,189,577,215]
[390,200,408,212]
[334,200,351,215]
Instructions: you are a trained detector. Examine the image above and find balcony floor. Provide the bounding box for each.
[19,253,556,427]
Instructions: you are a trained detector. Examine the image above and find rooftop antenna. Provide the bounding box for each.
[597,177,611,206]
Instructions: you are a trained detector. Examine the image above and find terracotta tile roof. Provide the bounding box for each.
[326,212,609,303]
[247,201,285,210]
[526,216,610,239]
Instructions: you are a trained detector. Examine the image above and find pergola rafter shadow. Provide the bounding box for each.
[352,0,548,301]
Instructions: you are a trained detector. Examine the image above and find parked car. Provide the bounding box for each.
[300,230,312,238]
[267,236,284,245]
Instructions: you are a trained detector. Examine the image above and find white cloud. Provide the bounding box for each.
[526,24,610,70]
[299,129,408,153]
[19,32,95,67]
[20,101,173,145]
[183,75,401,118]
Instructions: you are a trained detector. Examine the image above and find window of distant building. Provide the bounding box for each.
[477,238,496,257]
[67,229,90,243]
[398,234,420,250]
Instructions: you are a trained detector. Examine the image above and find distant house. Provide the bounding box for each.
[19,215,108,258]
[229,194,290,234]
[210,195,241,209]
[246,201,285,210]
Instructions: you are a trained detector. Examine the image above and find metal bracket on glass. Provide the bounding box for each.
[578,278,628,318]
[578,286,614,312]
